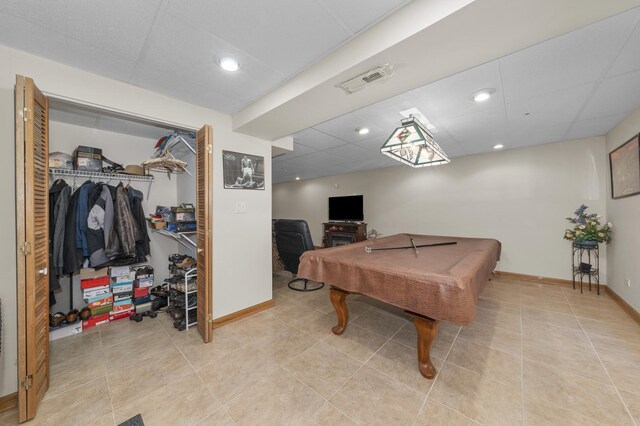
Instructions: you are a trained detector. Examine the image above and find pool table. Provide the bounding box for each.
[297,233,501,379]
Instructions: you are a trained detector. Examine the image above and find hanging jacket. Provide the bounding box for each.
[49,179,69,305]
[52,183,71,274]
[128,186,150,261]
[87,185,114,267]
[113,184,140,258]
[75,181,97,258]
[63,183,85,275]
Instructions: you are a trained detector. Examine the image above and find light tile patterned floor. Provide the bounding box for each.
[3,274,640,425]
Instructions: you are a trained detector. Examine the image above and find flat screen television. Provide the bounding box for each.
[329,195,364,222]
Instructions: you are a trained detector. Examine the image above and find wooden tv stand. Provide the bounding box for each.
[323,222,367,248]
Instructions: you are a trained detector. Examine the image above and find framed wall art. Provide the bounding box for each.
[222,150,265,190]
[609,133,640,199]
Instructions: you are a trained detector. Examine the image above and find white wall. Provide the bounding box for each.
[0,45,273,398]
[605,107,640,312]
[273,137,608,281]
[48,121,180,313]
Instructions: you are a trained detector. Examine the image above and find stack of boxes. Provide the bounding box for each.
[81,268,111,329]
[110,266,135,321]
[134,266,154,313]
[80,264,154,329]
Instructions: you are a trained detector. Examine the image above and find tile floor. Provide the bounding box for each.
[2,273,640,425]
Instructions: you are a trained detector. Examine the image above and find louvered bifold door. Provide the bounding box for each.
[196,125,213,343]
[15,75,49,422]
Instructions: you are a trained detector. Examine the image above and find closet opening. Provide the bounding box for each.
[15,75,213,421]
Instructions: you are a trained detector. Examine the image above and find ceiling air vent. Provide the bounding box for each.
[338,65,393,94]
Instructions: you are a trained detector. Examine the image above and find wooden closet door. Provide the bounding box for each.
[196,125,213,343]
[15,75,49,422]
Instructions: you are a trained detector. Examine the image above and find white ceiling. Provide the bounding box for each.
[273,6,640,183]
[0,0,409,114]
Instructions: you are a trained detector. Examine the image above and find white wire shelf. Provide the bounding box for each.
[49,168,155,182]
[151,228,197,252]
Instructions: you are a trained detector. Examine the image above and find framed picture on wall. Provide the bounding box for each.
[609,133,640,199]
[222,150,265,190]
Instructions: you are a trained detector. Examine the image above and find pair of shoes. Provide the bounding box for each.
[49,312,66,327]
[129,313,143,322]
[168,254,189,262]
[65,310,79,324]
[174,257,196,269]
[79,307,91,320]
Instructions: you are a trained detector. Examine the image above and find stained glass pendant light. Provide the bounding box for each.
[380,117,450,168]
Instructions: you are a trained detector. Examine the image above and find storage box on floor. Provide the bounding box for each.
[79,265,154,330]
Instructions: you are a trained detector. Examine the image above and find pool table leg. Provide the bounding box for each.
[329,286,350,335]
[407,312,439,379]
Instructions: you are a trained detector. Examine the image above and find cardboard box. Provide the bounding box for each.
[135,302,152,313]
[90,304,113,316]
[80,267,109,280]
[114,292,134,302]
[112,283,133,294]
[109,266,131,277]
[80,276,110,290]
[87,293,113,309]
[114,272,136,283]
[83,285,110,299]
[82,313,110,329]
[135,278,154,288]
[109,309,134,321]
[74,145,102,172]
[49,322,82,341]
[171,204,195,222]
[113,299,133,312]
[134,287,149,298]
[133,296,151,305]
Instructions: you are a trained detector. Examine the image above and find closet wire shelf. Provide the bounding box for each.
[49,168,155,183]
[49,168,155,198]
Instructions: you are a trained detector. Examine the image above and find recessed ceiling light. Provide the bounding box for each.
[471,88,496,103]
[493,144,504,150]
[295,177,300,181]
[219,57,239,72]
[356,127,370,135]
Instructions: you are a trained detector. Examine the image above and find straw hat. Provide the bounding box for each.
[116,165,147,176]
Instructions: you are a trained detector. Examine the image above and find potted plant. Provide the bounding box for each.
[563,204,612,247]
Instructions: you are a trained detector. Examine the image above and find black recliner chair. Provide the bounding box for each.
[274,219,324,292]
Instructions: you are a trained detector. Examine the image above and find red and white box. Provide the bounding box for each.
[82,313,110,330]
[133,287,149,298]
[80,267,109,289]
[109,308,134,321]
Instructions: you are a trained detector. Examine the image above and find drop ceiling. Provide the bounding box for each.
[273,6,640,183]
[0,0,410,114]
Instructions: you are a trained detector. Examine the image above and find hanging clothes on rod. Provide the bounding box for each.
[49,179,71,306]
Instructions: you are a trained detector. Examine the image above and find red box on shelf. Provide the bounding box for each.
[133,287,149,298]
[109,309,134,321]
[81,276,110,289]
[82,313,109,330]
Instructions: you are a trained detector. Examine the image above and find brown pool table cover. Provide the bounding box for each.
[297,233,501,325]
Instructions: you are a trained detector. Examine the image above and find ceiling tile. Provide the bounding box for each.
[130,63,246,113]
[607,9,640,77]
[166,0,351,76]
[506,83,595,130]
[565,113,629,140]
[0,0,163,60]
[0,11,136,81]
[313,111,386,144]
[324,144,381,161]
[440,107,508,146]
[504,123,571,149]
[319,0,410,34]
[293,128,346,150]
[499,9,638,103]
[408,60,503,121]
[578,69,640,121]
[135,11,285,113]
